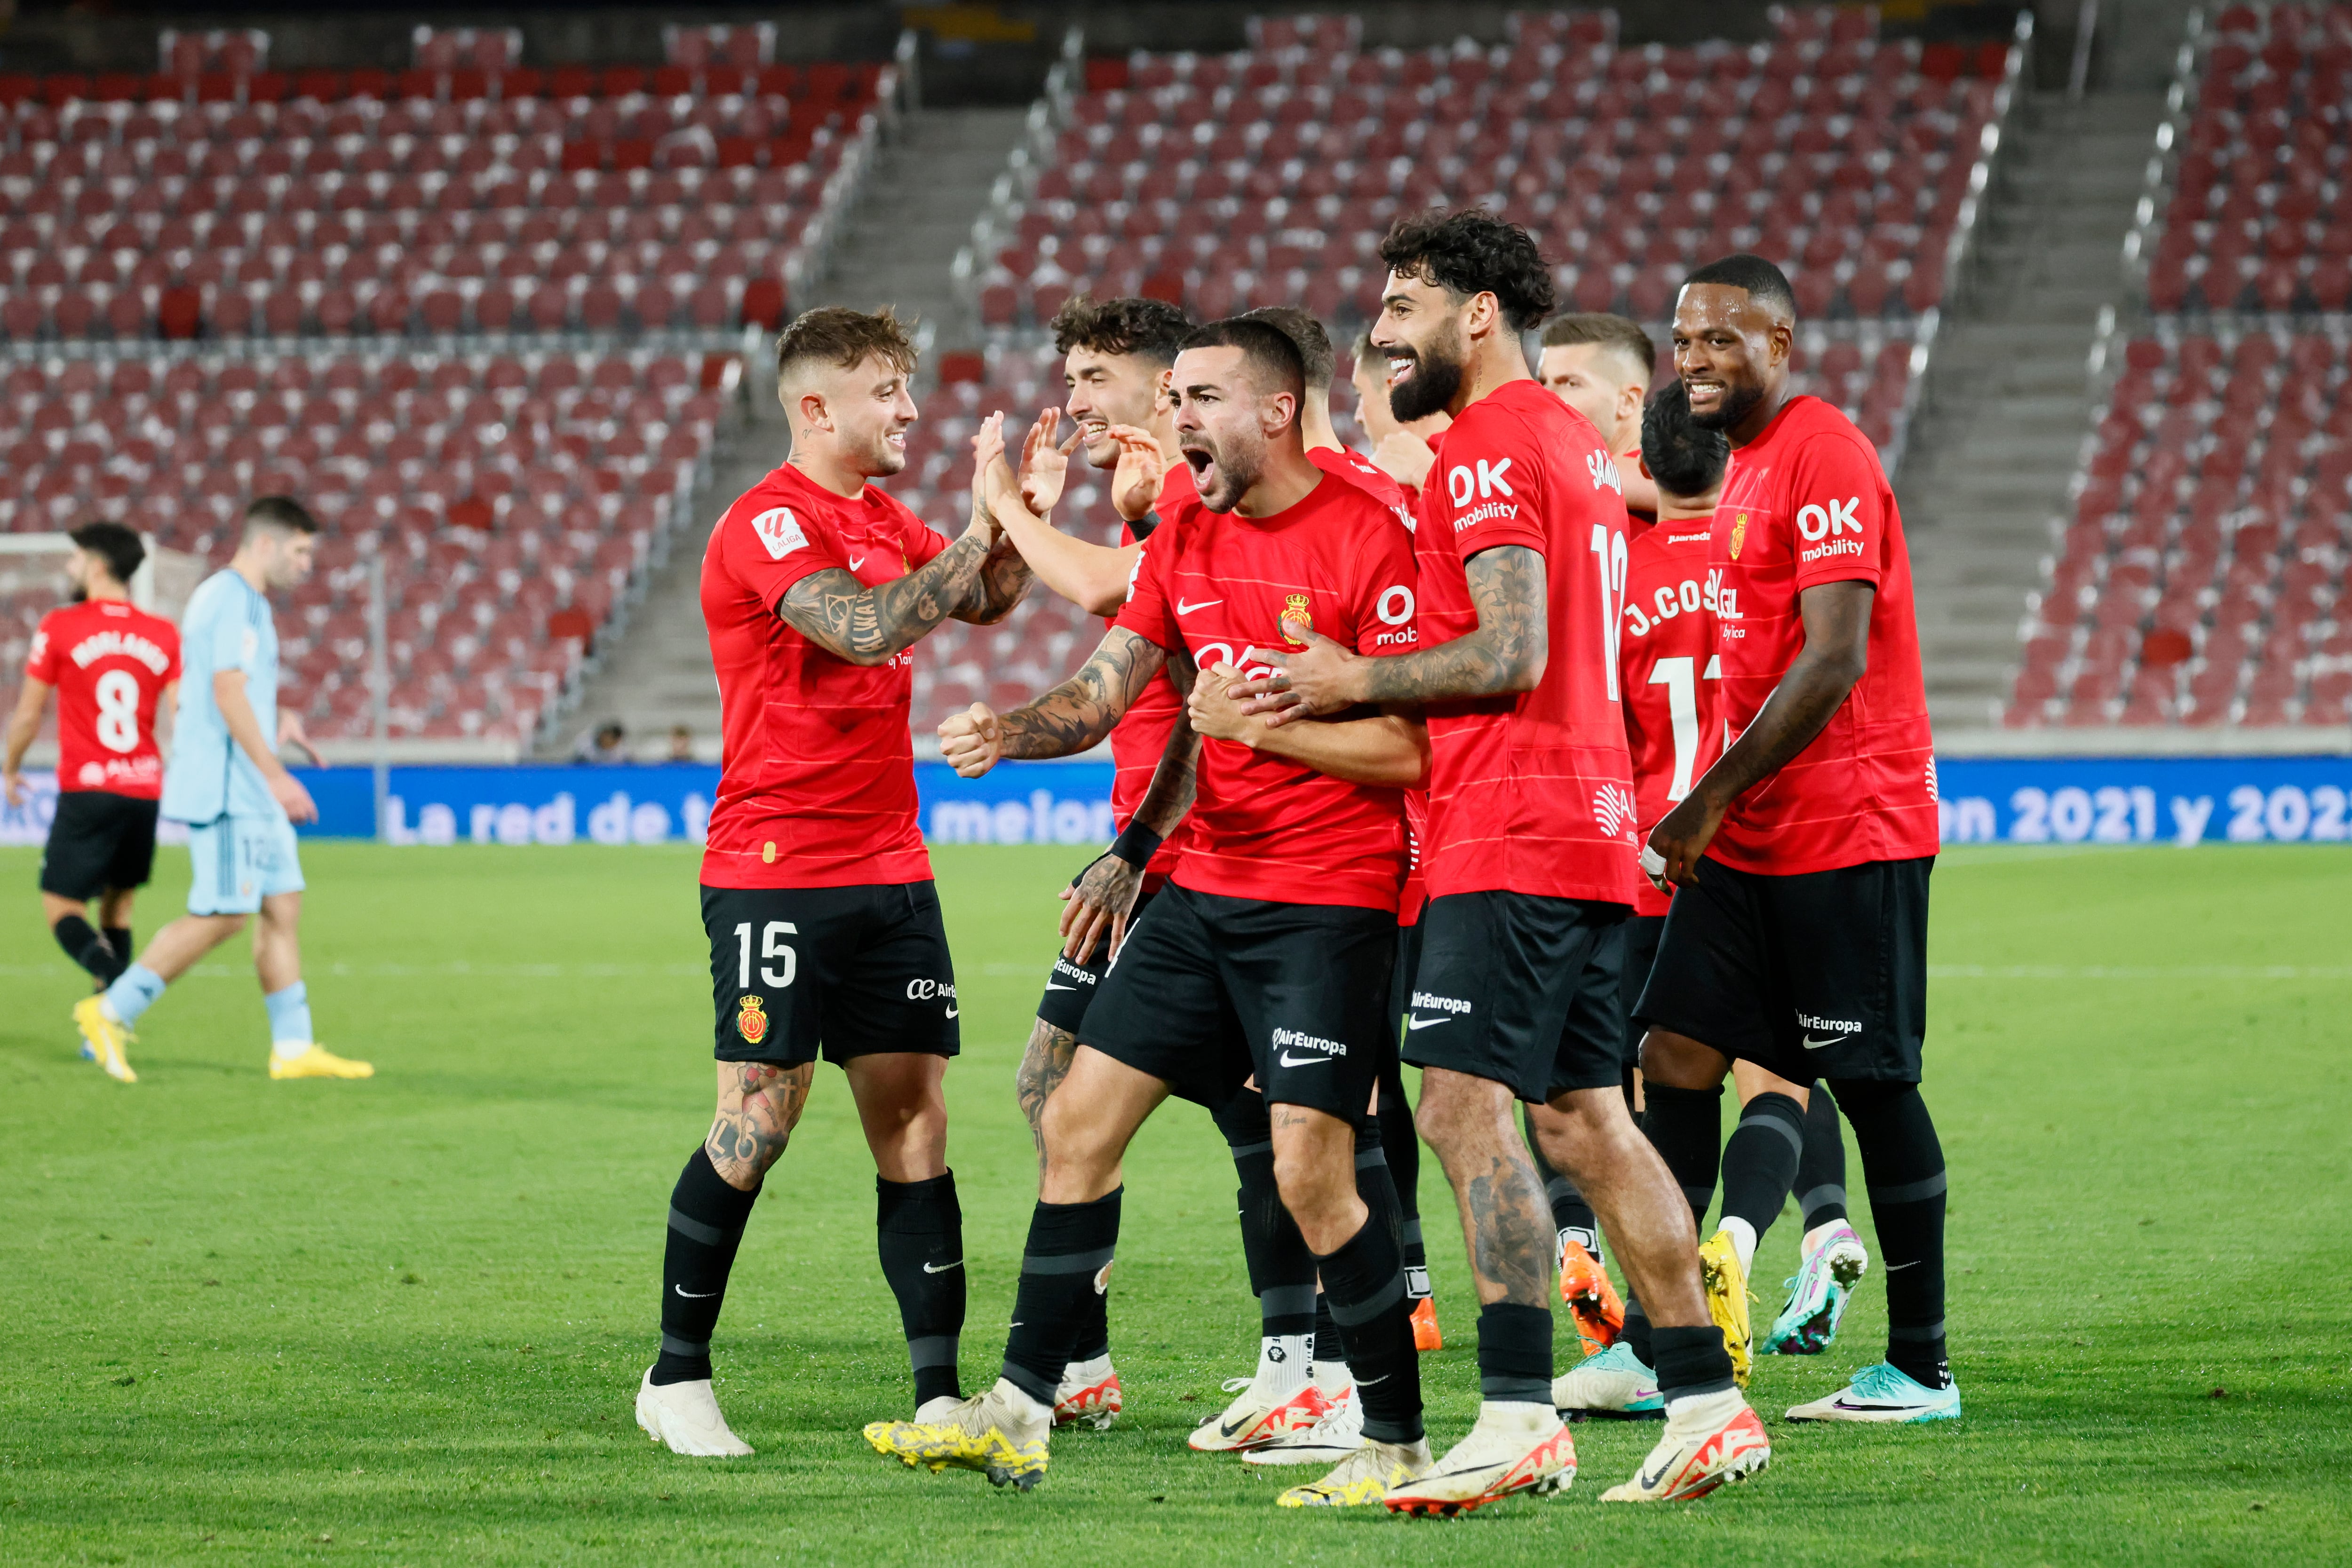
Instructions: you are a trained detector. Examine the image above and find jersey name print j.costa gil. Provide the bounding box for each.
[700,461,951,889]
[1617,517,1719,916]
[1706,395,1938,874]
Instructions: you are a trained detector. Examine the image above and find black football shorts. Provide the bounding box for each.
[1634,854,1932,1084]
[700,881,960,1066]
[1619,912,1668,1066]
[1078,883,1396,1124]
[39,790,159,901]
[1401,890,1629,1104]
[1035,887,1161,1036]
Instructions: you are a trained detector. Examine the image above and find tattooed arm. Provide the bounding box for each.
[1235,544,1548,723]
[775,526,1007,667]
[954,481,1037,626]
[1058,649,1200,964]
[936,626,1171,776]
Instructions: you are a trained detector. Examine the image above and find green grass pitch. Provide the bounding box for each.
[2,840,2348,1564]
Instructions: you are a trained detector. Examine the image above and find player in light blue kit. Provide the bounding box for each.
[71,497,372,1083]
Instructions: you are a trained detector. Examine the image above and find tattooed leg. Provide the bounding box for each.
[1017,1018,1080,1173]
[1414,1066,1555,1307]
[705,1060,816,1191]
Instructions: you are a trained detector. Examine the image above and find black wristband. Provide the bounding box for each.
[1107,820,1163,870]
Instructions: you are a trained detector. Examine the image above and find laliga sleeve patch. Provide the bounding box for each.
[749,506,810,561]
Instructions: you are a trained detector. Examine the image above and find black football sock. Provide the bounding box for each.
[1832,1079,1950,1391]
[1477,1301,1554,1405]
[1313,1293,1346,1371]
[1376,1065,1430,1295]
[1525,1115,1599,1258]
[1001,1189,1121,1408]
[1641,1081,1725,1233]
[652,1146,760,1386]
[1650,1323,1737,1402]
[1619,1291,1653,1368]
[1314,1212,1423,1445]
[1218,1089,1316,1375]
[102,925,134,982]
[54,915,122,984]
[877,1172,966,1407]
[1328,1121,1403,1372]
[1719,1091,1807,1251]
[1796,1082,1850,1232]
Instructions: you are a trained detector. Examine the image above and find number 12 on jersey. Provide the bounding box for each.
[1590,524,1627,700]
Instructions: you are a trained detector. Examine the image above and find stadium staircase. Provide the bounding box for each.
[551,105,1033,755]
[1900,87,2166,730]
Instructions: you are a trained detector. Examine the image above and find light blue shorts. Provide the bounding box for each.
[185,813,306,916]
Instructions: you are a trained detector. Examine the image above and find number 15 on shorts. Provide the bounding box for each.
[734,921,797,989]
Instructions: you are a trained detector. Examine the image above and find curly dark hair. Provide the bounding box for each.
[1049,294,1194,366]
[1640,380,1731,501]
[1378,207,1556,332]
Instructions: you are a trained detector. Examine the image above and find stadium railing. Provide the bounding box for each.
[2006,2,2352,734]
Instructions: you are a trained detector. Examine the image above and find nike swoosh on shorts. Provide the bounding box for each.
[1277,1051,1332,1067]
[1406,1015,1449,1030]
[1803,1033,1852,1049]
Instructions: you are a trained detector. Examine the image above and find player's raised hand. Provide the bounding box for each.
[1017,408,1078,516]
[1370,431,1438,492]
[1234,628,1362,727]
[937,700,1003,778]
[1183,661,1255,745]
[270,768,319,825]
[1106,424,1168,521]
[967,412,1009,534]
[1645,789,1727,891]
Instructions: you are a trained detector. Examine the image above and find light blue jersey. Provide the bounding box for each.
[161,569,283,825]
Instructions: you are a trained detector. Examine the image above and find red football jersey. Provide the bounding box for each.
[1706,396,1938,874]
[1106,460,1199,887]
[1115,470,1416,912]
[699,462,952,889]
[25,598,181,800]
[1618,518,1720,916]
[1413,378,1639,906]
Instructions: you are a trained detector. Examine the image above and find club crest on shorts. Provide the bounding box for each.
[1730,513,1748,560]
[1280,593,1313,644]
[736,994,770,1045]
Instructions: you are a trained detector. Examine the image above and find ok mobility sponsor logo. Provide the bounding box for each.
[1272,1026,1348,1066]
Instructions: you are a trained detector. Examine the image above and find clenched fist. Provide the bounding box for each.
[938,700,1003,778]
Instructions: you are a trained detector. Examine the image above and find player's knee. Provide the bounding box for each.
[1637,1029,1722,1089]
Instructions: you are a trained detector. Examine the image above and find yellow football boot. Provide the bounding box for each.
[1275,1438,1431,1507]
[863,1379,1050,1490]
[1699,1228,1755,1388]
[269,1044,374,1080]
[72,997,137,1083]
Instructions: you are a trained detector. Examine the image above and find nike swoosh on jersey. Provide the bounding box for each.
[1277,1051,1332,1067]
[1802,1033,1852,1049]
[848,555,868,570]
[1175,598,1222,614]
[1405,1015,1450,1030]
[923,1259,963,1274]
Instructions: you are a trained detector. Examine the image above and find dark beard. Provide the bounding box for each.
[1688,378,1765,433]
[1388,344,1464,423]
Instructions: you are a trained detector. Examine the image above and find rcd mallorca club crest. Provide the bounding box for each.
[1280,593,1313,645]
[737,994,770,1045]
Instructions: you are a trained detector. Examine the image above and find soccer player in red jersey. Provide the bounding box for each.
[1537,312,1661,521]
[864,320,1433,1509]
[636,308,1035,1458]
[3,523,180,990]
[1638,253,1955,1425]
[1241,210,1768,1509]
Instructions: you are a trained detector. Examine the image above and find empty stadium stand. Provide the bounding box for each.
[1,23,911,756]
[0,26,894,342]
[2010,4,2350,729]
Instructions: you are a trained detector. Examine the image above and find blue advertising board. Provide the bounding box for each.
[4,756,2348,849]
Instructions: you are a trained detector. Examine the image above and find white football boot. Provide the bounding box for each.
[635,1368,754,1457]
